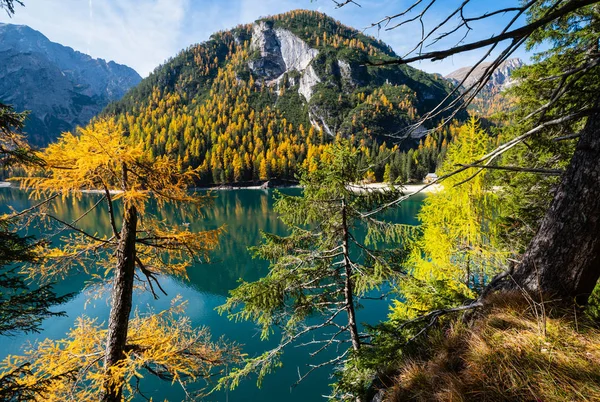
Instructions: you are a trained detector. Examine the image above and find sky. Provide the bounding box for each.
[0,0,535,77]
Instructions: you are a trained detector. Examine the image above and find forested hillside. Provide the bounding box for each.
[100,10,455,185]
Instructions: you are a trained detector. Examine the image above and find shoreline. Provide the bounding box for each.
[0,181,441,195]
[355,183,442,194]
[197,182,441,195]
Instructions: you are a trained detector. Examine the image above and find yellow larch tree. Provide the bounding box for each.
[391,117,511,319]
[5,118,238,401]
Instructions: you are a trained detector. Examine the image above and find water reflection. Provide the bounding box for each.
[0,187,424,401]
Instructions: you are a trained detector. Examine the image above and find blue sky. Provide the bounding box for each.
[1,0,535,77]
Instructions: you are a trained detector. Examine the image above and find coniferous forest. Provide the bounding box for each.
[2,1,600,401]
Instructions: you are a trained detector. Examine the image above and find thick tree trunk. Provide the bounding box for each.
[508,109,600,304]
[101,205,137,402]
[341,199,361,352]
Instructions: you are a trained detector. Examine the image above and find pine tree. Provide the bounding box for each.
[0,102,73,400]
[218,142,410,394]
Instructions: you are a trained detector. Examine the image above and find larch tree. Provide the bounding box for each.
[5,118,239,401]
[337,0,600,304]
[390,117,511,320]
[218,142,411,397]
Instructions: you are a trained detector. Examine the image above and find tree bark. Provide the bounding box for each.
[341,199,361,352]
[101,205,137,402]
[508,109,600,304]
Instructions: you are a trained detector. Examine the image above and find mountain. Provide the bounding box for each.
[101,10,456,185]
[445,58,524,116]
[445,58,524,92]
[0,23,141,146]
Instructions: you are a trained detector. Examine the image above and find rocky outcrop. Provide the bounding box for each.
[299,65,321,101]
[309,108,334,137]
[276,27,318,72]
[248,22,287,80]
[0,23,141,146]
[249,21,320,101]
[338,59,352,82]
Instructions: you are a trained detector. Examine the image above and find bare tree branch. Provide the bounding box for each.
[456,164,564,175]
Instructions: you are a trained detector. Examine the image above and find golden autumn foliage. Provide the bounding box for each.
[4,118,235,400]
[23,119,201,212]
[98,10,437,186]
[391,118,511,319]
[1,300,239,401]
[116,32,322,184]
[18,118,223,284]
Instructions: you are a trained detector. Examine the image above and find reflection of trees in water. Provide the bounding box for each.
[0,188,295,297]
[0,188,424,297]
[183,190,294,296]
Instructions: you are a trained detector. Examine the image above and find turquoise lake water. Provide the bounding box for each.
[0,188,424,401]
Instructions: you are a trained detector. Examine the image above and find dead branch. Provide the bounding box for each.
[456,164,564,175]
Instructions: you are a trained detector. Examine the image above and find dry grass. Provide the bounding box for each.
[386,293,600,402]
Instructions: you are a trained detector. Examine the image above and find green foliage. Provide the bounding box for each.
[0,103,42,172]
[0,229,73,336]
[335,118,510,400]
[324,4,600,401]
[218,141,411,391]
[0,100,69,333]
[493,3,599,251]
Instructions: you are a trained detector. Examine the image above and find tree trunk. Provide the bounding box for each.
[508,109,600,304]
[101,205,137,402]
[341,199,361,352]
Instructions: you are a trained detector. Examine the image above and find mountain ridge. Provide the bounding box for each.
[444,58,524,116]
[0,22,141,146]
[445,58,524,93]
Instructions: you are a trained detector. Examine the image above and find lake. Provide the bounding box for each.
[0,188,424,401]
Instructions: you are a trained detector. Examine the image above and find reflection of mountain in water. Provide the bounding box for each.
[0,188,424,297]
[183,189,295,296]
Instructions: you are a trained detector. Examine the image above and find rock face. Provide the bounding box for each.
[299,65,321,101]
[0,23,141,146]
[249,20,320,101]
[445,58,524,92]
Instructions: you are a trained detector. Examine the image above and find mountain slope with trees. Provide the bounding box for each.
[100,10,456,185]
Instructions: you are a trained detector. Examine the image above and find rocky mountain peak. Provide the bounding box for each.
[445,58,524,92]
[0,23,141,146]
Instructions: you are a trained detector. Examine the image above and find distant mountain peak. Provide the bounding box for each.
[444,58,524,115]
[444,58,524,91]
[0,23,141,146]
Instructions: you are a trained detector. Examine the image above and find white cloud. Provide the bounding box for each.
[1,0,190,76]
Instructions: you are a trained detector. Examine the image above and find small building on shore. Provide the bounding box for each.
[424,173,438,184]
